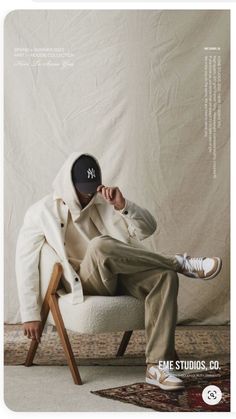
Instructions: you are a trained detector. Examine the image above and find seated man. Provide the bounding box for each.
[15,151,222,391]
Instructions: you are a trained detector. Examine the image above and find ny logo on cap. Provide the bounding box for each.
[87,168,96,179]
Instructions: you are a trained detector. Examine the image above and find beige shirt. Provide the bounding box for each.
[64,198,102,271]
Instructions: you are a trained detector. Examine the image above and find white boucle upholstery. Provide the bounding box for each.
[39,242,145,334]
[47,292,145,333]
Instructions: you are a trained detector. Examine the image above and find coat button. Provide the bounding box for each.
[61,223,64,228]
[124,210,128,214]
[75,277,79,282]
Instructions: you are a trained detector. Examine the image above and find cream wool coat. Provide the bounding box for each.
[15,151,157,323]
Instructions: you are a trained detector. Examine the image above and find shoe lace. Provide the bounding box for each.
[182,253,203,273]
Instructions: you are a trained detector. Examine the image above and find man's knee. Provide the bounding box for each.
[88,235,113,255]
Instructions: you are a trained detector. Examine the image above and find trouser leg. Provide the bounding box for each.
[76,235,180,362]
[145,270,179,363]
[117,268,179,363]
[77,234,181,295]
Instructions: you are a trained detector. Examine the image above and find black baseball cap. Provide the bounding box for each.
[71,154,102,194]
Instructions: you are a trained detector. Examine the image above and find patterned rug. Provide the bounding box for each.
[91,364,230,412]
[4,324,229,366]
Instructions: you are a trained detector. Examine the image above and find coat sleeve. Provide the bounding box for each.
[15,207,46,323]
[116,198,157,241]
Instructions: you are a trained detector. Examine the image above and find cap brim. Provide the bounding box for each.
[77,182,101,193]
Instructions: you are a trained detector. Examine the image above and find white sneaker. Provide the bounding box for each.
[146,364,184,391]
[175,253,222,280]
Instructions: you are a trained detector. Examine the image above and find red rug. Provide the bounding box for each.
[91,364,230,412]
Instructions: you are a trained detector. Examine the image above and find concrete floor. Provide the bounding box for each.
[4,365,153,412]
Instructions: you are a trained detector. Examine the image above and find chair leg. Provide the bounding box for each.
[174,349,180,363]
[49,293,82,385]
[25,263,63,367]
[24,302,52,367]
[24,337,40,367]
[116,330,133,357]
[24,263,82,385]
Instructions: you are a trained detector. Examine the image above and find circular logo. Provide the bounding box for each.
[202,385,222,405]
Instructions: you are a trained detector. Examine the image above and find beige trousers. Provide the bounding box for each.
[72,234,181,364]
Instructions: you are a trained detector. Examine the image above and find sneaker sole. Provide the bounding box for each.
[203,257,222,280]
[145,377,184,391]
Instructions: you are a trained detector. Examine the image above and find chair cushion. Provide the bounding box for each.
[47,293,145,333]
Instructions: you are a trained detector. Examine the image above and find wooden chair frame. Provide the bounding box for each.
[24,263,180,384]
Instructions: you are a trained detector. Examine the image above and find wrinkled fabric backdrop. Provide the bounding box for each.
[4,10,230,324]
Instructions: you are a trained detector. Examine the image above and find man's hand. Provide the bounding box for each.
[22,321,43,343]
[97,185,126,210]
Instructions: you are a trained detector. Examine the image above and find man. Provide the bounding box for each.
[15,151,222,391]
